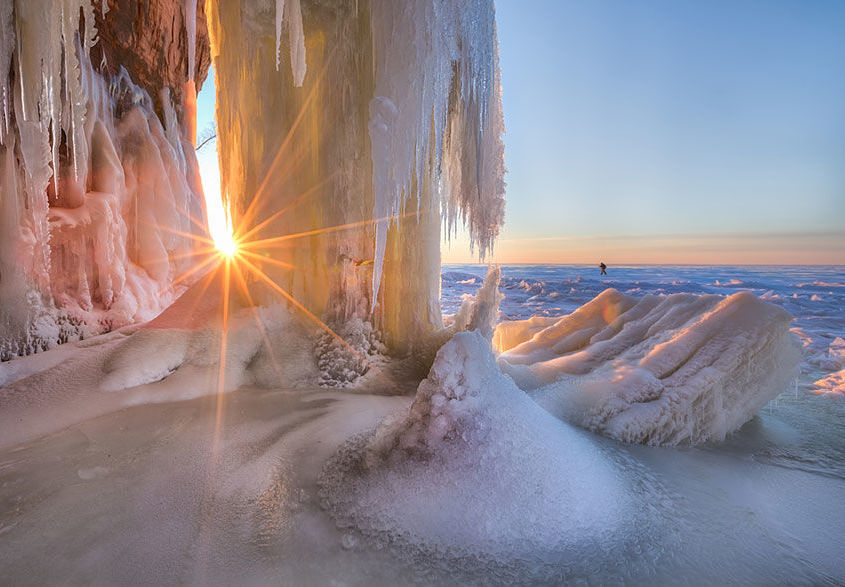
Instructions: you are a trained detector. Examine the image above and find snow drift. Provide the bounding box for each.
[497,288,802,445]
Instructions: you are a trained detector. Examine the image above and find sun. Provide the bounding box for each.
[214,226,238,257]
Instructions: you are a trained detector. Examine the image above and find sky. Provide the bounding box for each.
[198,0,845,266]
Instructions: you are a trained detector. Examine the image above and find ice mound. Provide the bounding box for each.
[320,331,661,576]
[814,370,845,395]
[813,338,845,395]
[498,289,802,445]
[100,295,317,402]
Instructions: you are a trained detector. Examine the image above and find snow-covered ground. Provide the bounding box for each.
[0,264,843,584]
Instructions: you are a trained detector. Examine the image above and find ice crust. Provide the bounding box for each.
[497,288,802,445]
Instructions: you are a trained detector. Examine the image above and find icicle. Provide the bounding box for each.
[274,0,285,71]
[271,0,305,83]
[368,0,505,307]
[0,0,13,144]
[62,1,91,186]
[287,0,306,87]
[185,0,197,81]
[2,0,208,356]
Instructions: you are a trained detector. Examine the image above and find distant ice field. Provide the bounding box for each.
[443,264,845,394]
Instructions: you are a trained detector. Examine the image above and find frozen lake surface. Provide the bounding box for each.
[444,264,845,396]
[0,264,843,584]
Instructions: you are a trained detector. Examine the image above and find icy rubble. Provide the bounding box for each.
[812,337,845,395]
[497,289,802,445]
[0,2,207,358]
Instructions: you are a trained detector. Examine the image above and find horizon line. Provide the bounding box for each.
[442,262,845,268]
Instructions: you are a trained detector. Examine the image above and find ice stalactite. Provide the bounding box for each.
[0,0,14,144]
[186,0,197,82]
[287,0,306,87]
[369,0,505,308]
[208,0,504,361]
[272,0,306,86]
[0,1,208,359]
[274,0,284,70]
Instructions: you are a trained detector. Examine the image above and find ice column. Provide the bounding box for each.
[207,0,504,356]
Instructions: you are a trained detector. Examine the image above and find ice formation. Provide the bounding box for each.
[446,264,504,340]
[497,289,802,445]
[0,1,207,358]
[320,331,654,575]
[207,0,505,355]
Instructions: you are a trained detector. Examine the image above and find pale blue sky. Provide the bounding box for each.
[487,0,845,263]
[198,1,845,264]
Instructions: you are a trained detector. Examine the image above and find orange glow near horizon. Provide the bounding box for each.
[441,230,845,266]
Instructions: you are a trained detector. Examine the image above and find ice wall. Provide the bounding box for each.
[0,1,208,359]
[497,289,802,445]
[207,0,505,358]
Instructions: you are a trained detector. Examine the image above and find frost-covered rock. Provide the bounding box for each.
[498,289,802,445]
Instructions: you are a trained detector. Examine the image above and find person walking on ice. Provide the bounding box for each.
[599,262,607,275]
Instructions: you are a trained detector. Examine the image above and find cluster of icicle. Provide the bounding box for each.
[368,0,506,305]
[0,0,205,357]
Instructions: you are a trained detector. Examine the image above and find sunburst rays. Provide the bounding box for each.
[150,42,416,461]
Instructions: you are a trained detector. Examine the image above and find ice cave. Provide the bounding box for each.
[1,1,843,584]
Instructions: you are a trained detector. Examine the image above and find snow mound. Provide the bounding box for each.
[498,289,801,445]
[100,305,316,403]
[320,331,664,577]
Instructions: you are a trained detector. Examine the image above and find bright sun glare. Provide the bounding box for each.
[198,141,238,257]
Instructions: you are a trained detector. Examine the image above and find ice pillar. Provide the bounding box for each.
[206,0,505,356]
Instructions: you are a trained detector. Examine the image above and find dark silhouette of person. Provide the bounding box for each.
[599,262,607,275]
